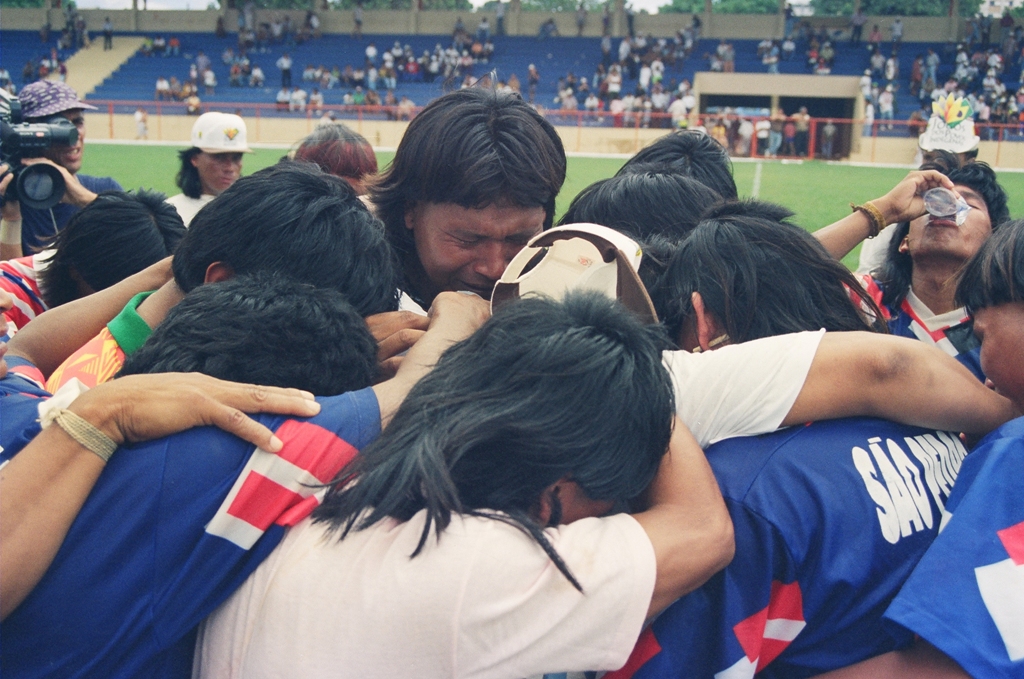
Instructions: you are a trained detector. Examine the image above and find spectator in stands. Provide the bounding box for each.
[0,190,184,331]
[168,35,180,57]
[309,87,323,114]
[891,17,904,46]
[203,68,217,95]
[155,76,170,100]
[538,18,559,40]
[293,123,377,195]
[275,86,290,110]
[576,3,587,36]
[878,85,895,129]
[353,1,363,39]
[396,94,415,121]
[369,89,565,310]
[249,65,265,87]
[820,119,837,158]
[134,107,148,140]
[102,17,113,50]
[850,7,866,43]
[783,115,797,155]
[166,113,251,226]
[276,52,292,88]
[868,24,882,50]
[0,81,122,257]
[793,106,811,156]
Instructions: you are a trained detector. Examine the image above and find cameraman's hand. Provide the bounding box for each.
[0,163,22,222]
[20,158,98,208]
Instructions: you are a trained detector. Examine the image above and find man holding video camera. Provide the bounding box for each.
[0,81,121,259]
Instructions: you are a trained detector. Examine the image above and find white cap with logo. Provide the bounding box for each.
[190,112,252,153]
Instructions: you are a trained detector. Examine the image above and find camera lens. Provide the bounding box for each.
[21,170,54,202]
[16,164,65,210]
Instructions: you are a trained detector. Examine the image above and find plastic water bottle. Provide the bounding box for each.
[923,187,971,225]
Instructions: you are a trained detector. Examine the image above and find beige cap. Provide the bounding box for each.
[491,223,658,324]
[190,112,252,153]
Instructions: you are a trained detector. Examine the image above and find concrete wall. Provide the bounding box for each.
[1,7,966,41]
[694,71,861,98]
[86,110,677,155]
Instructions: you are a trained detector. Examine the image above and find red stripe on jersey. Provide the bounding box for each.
[733,580,806,667]
[274,419,359,484]
[998,521,1024,566]
[603,628,662,679]
[856,275,891,321]
[898,298,970,343]
[733,604,769,662]
[226,472,305,532]
[8,364,46,389]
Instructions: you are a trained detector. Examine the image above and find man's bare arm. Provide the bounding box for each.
[811,640,969,679]
[785,332,1017,436]
[813,170,953,261]
[0,374,321,620]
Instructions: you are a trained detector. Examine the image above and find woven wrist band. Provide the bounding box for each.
[53,409,118,462]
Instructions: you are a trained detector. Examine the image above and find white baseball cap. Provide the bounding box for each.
[491,223,658,324]
[190,112,252,153]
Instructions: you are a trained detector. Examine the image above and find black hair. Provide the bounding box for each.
[617,130,739,200]
[956,218,1024,314]
[175,147,203,199]
[650,200,886,346]
[171,162,399,317]
[38,189,185,308]
[875,161,1009,310]
[314,292,675,590]
[369,89,566,306]
[119,273,378,395]
[558,168,724,243]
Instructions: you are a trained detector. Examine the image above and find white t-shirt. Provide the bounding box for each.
[856,222,897,275]
[663,329,824,447]
[166,193,215,227]
[195,511,655,679]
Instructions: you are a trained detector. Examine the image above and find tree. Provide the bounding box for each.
[519,0,604,11]
[0,0,46,7]
[958,0,981,16]
[860,0,947,16]
[809,0,851,16]
[661,0,775,12]
[713,0,776,13]
[659,0,703,12]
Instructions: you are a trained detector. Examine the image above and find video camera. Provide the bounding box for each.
[0,89,79,210]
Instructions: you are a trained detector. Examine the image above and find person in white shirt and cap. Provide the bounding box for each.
[166,112,252,226]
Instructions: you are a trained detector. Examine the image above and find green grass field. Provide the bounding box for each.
[81,144,1024,270]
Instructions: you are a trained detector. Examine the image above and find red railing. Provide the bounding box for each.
[86,100,1024,163]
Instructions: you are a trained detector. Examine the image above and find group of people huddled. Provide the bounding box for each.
[2,77,1024,679]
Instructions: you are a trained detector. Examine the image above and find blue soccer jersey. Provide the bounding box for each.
[607,418,970,679]
[859,275,984,381]
[885,417,1024,678]
[0,387,381,679]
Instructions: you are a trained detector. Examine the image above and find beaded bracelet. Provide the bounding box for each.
[850,201,886,238]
